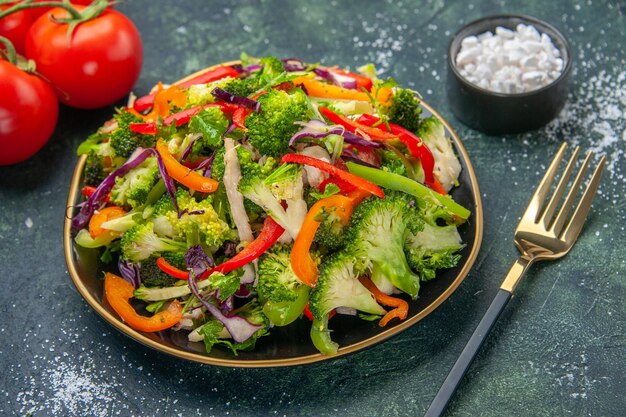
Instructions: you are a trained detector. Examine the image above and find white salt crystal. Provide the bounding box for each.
[522,71,547,86]
[495,26,515,38]
[520,55,539,69]
[455,22,564,93]
[461,35,479,48]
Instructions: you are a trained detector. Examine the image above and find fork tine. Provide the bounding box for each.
[560,155,606,244]
[540,146,580,229]
[521,143,568,223]
[551,151,593,236]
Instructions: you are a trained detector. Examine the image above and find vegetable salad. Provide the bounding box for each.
[72,55,469,355]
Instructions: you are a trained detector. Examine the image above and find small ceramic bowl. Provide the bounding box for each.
[447,14,572,135]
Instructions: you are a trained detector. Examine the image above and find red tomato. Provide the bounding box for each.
[0,60,59,165]
[0,5,34,54]
[25,6,142,109]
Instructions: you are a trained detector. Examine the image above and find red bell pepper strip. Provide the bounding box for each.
[133,65,241,112]
[356,113,437,186]
[104,273,183,332]
[82,185,110,202]
[318,106,397,140]
[317,177,357,194]
[130,103,212,135]
[281,153,384,199]
[156,257,189,279]
[130,102,242,135]
[232,106,249,130]
[198,216,285,280]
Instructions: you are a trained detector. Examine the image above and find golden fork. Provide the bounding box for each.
[425,142,606,417]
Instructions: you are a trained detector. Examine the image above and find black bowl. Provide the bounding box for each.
[447,14,572,135]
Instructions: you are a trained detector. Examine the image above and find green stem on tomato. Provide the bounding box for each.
[0,0,82,20]
[346,161,471,220]
[0,36,17,64]
[0,36,38,73]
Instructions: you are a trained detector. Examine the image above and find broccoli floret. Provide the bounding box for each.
[259,56,285,78]
[246,88,313,157]
[84,153,108,186]
[405,199,464,281]
[222,56,285,99]
[238,147,279,221]
[77,132,113,156]
[346,193,423,298]
[78,133,120,181]
[309,251,386,355]
[257,244,310,326]
[385,88,422,133]
[379,149,407,176]
[110,156,160,209]
[211,147,226,182]
[186,77,236,106]
[211,145,271,183]
[151,191,176,216]
[223,76,263,98]
[139,256,179,287]
[162,251,187,269]
[109,109,156,158]
[257,244,304,302]
[238,163,306,240]
[121,221,187,263]
[313,204,349,252]
[416,116,462,192]
[152,189,233,248]
[188,107,229,149]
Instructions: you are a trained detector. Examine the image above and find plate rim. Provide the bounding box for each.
[63,62,484,368]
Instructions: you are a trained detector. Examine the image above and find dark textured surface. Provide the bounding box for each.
[1,1,624,416]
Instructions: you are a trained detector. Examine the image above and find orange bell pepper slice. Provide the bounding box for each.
[104,272,183,332]
[155,140,219,193]
[140,83,187,122]
[358,276,409,326]
[293,75,392,103]
[88,206,126,239]
[290,194,357,287]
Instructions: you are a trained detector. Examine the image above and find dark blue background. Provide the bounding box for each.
[1,1,624,416]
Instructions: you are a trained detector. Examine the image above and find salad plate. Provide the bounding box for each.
[64,61,483,367]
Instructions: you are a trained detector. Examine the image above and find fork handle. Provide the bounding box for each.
[424,289,512,417]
